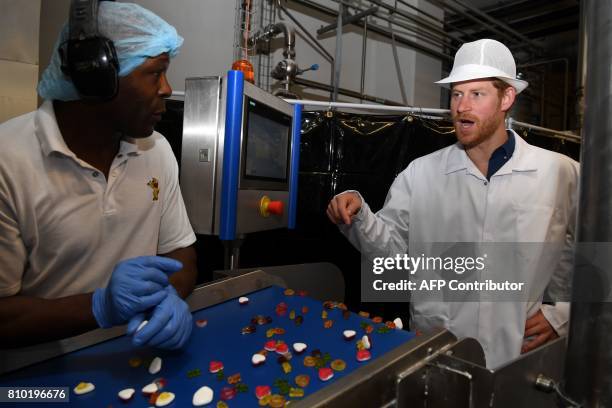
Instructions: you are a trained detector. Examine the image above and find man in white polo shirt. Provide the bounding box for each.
[0,2,196,350]
[327,39,578,368]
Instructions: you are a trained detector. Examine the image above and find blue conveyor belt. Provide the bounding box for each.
[1,286,415,407]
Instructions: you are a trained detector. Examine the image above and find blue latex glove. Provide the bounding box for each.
[92,256,183,328]
[127,285,193,350]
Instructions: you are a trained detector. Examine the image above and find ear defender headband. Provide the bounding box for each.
[59,0,119,100]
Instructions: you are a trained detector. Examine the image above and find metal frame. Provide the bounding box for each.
[284,98,450,115]
[284,98,581,142]
[255,0,276,92]
[290,328,460,407]
[395,336,567,408]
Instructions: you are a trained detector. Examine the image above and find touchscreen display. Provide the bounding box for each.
[244,98,291,181]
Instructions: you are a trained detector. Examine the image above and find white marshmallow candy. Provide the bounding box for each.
[393,317,403,330]
[149,356,162,375]
[343,330,356,340]
[73,382,95,395]
[239,296,249,304]
[193,386,214,406]
[118,388,135,401]
[141,382,159,394]
[252,353,266,366]
[293,342,307,353]
[155,391,175,407]
[362,335,371,350]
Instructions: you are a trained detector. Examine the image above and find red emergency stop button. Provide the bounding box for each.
[259,196,284,217]
[267,200,283,215]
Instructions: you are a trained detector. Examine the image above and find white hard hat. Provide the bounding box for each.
[435,39,528,94]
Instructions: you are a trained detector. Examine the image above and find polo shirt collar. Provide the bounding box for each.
[35,100,72,157]
[486,130,515,179]
[35,100,141,159]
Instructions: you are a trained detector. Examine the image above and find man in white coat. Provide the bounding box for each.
[326,39,578,369]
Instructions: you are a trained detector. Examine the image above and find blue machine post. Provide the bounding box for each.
[288,103,302,229]
[220,70,244,241]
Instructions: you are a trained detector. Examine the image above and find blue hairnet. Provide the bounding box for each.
[38,2,184,101]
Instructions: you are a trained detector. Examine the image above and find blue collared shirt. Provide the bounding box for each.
[486,131,515,180]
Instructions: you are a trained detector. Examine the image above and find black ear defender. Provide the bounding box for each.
[59,0,119,100]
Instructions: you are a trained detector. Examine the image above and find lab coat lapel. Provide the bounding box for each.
[495,130,538,176]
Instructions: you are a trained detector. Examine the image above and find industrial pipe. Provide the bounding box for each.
[360,18,368,101]
[564,0,612,406]
[249,22,295,59]
[289,0,453,62]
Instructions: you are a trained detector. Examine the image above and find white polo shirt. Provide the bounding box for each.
[0,100,196,299]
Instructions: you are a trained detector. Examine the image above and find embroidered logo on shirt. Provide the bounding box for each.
[147,177,160,201]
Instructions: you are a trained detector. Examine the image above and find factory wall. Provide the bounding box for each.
[0,0,41,123]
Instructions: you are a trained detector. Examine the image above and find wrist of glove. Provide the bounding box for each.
[127,285,193,350]
[91,256,182,328]
[92,288,114,328]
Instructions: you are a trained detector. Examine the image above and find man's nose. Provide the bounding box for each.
[159,73,172,98]
[456,96,471,113]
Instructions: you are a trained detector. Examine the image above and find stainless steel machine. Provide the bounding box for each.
[180,71,302,240]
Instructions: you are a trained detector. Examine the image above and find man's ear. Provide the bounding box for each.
[500,86,516,113]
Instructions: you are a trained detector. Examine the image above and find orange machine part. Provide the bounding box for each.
[231,59,255,84]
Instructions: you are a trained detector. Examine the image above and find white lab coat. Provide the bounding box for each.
[340,130,579,368]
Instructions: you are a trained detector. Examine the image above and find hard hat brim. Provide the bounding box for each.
[435,64,528,94]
